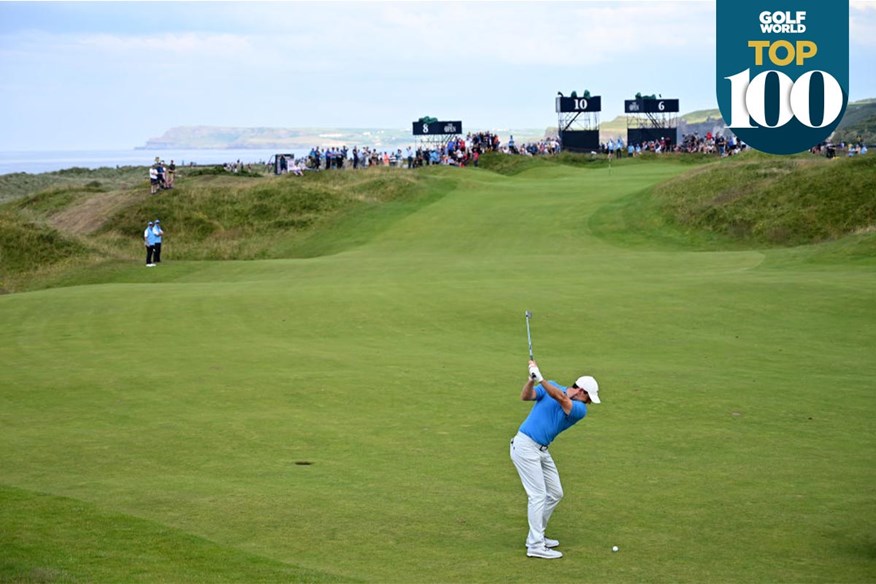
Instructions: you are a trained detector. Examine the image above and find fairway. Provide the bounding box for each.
[1,161,874,583]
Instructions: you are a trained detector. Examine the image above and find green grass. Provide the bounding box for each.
[0,485,358,583]
[592,152,876,250]
[1,156,874,582]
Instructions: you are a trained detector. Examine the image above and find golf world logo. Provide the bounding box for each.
[716,0,849,155]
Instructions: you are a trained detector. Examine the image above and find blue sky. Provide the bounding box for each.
[1,1,874,150]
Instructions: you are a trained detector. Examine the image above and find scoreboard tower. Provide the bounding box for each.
[556,94,602,152]
[624,97,679,147]
[412,120,463,149]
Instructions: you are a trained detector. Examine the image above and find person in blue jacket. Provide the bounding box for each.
[144,221,156,266]
[510,359,601,559]
[151,219,164,264]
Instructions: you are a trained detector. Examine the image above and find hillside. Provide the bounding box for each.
[832,98,876,144]
[652,153,876,246]
[590,152,876,255]
[1,152,874,295]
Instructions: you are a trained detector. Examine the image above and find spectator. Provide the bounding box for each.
[149,166,159,194]
[144,221,156,267]
[151,219,164,264]
[156,161,166,188]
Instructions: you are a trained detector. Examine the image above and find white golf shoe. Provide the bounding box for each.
[527,546,563,559]
[525,538,559,549]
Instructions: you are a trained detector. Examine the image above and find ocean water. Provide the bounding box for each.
[0,149,298,175]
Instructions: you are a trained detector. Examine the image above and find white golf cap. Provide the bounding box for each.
[574,376,600,403]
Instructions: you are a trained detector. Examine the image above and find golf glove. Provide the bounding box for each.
[529,365,543,383]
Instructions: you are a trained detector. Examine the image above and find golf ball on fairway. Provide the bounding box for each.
[612,546,619,552]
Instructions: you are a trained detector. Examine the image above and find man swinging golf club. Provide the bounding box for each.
[510,313,601,559]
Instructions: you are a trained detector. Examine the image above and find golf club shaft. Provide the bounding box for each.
[525,311,534,359]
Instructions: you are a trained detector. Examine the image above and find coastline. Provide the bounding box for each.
[0,148,289,175]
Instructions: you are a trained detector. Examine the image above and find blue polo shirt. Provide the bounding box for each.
[518,381,587,447]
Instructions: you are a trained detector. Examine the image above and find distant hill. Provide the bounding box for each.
[598,110,726,141]
[140,126,549,150]
[143,100,875,150]
[599,99,876,144]
[831,99,876,145]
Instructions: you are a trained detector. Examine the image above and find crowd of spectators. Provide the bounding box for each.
[509,136,561,156]
[674,132,744,156]
[589,133,749,157]
[811,141,869,159]
[272,131,510,175]
[270,129,868,177]
[148,157,175,194]
[225,160,259,173]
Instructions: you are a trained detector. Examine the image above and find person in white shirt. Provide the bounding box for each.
[149,167,159,194]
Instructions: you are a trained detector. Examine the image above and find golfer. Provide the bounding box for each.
[510,359,600,559]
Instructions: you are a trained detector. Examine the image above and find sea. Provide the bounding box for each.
[0,148,303,175]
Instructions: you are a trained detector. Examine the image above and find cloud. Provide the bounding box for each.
[316,2,716,67]
[851,2,876,46]
[0,29,255,69]
[0,2,718,74]
[143,1,715,69]
[77,32,253,57]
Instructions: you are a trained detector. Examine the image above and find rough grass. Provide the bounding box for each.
[590,151,876,251]
[654,152,876,245]
[0,211,91,274]
[92,169,436,261]
[0,166,146,204]
[0,167,448,292]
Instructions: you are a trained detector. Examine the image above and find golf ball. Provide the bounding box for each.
[612,546,619,552]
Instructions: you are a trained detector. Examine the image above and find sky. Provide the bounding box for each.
[1,0,874,151]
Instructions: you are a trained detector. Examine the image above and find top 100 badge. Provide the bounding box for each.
[716,0,849,155]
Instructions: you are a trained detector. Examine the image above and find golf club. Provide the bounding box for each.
[525,310,534,360]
